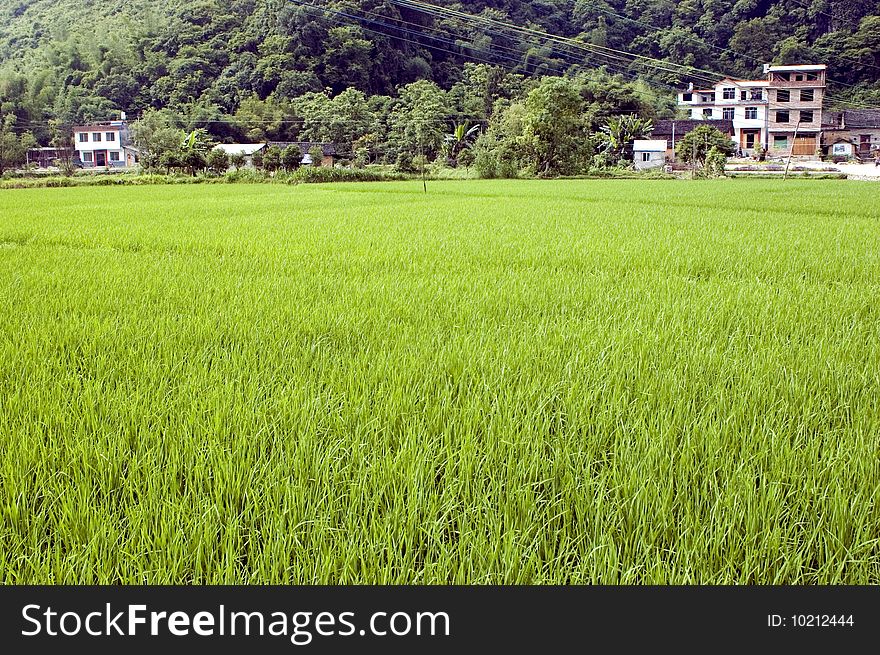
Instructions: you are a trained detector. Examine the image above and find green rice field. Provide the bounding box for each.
[1,179,878,584]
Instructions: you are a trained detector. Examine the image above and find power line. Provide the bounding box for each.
[291,0,691,94]
[390,0,724,85]
[393,0,879,106]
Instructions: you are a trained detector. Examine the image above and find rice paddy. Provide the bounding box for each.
[1,179,878,584]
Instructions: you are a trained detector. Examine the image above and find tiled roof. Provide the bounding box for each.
[266,142,337,156]
[823,109,880,129]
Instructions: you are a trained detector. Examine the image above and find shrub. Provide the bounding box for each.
[308,145,325,166]
[206,149,229,175]
[704,147,728,178]
[281,146,302,171]
[394,152,415,173]
[229,152,246,169]
[457,148,475,170]
[286,167,406,184]
[262,146,282,173]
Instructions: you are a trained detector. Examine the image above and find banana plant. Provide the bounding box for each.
[596,115,653,165]
[444,122,481,159]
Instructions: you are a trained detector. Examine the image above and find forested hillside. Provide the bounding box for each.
[1,0,878,148]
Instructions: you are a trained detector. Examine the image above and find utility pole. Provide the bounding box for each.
[420,138,427,193]
[783,120,802,181]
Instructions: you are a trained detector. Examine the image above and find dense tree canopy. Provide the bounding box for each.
[0,0,877,163]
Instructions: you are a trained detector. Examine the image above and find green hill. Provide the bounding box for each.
[1,1,878,143]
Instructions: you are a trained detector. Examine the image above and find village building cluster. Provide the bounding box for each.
[641,64,880,169]
[23,62,880,173]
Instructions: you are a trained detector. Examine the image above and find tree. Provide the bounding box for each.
[262,145,282,172]
[353,147,369,168]
[281,145,302,170]
[0,115,28,175]
[704,146,728,178]
[293,88,377,160]
[160,150,183,174]
[181,149,206,176]
[206,148,229,174]
[595,115,654,166]
[388,81,448,162]
[180,128,213,155]
[518,77,591,176]
[321,26,373,92]
[457,147,475,170]
[473,99,528,179]
[444,122,481,164]
[132,110,185,171]
[308,145,325,166]
[675,125,735,165]
[229,152,246,169]
[179,128,212,175]
[48,119,76,175]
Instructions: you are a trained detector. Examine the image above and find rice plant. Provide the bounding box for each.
[0,179,878,584]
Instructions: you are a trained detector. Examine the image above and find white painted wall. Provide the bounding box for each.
[74,128,123,153]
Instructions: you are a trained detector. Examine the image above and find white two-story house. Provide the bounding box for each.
[73,120,137,168]
[678,79,769,156]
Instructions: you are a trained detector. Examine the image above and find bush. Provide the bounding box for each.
[308,145,325,166]
[457,148,475,169]
[286,167,406,184]
[160,151,182,173]
[206,149,229,175]
[704,147,728,178]
[229,152,246,169]
[354,148,369,169]
[394,152,415,173]
[281,146,302,171]
[262,146,282,173]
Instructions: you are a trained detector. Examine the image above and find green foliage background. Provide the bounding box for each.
[1,0,878,148]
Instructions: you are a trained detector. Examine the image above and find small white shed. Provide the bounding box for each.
[633,139,668,170]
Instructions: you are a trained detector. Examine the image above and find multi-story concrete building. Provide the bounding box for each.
[677,63,827,158]
[678,79,769,156]
[73,119,138,168]
[764,64,826,157]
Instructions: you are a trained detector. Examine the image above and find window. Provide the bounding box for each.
[776,110,790,123]
[109,151,120,162]
[682,92,692,101]
[106,132,116,142]
[806,73,818,81]
[92,132,102,142]
[777,89,790,102]
[745,107,758,120]
[750,90,763,100]
[82,152,93,162]
[774,136,789,149]
[723,87,736,100]
[78,133,87,143]
[741,90,748,100]
[701,93,715,102]
[800,110,814,123]
[703,108,713,118]
[641,152,651,162]
[794,74,804,82]
[800,89,814,102]
[722,108,735,120]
